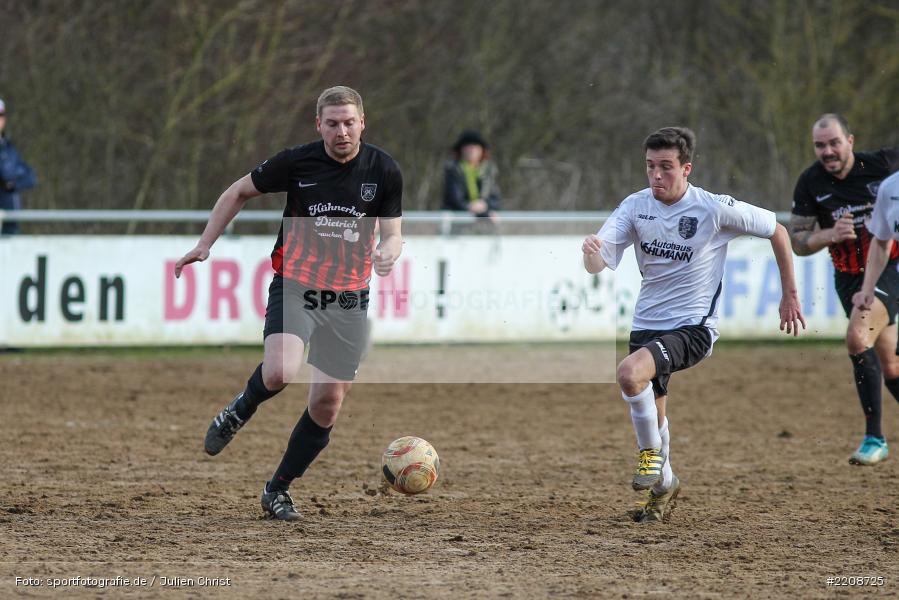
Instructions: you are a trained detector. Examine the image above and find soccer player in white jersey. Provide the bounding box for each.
[582,127,806,523]
[852,170,899,349]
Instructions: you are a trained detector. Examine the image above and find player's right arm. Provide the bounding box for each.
[174,174,262,278]
[582,203,635,274]
[788,213,854,256]
[582,234,607,273]
[789,173,854,255]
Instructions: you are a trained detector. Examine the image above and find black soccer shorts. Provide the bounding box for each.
[834,264,899,325]
[628,324,714,397]
[263,275,370,381]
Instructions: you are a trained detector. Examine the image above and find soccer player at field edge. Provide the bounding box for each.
[582,127,805,524]
[174,86,403,521]
[789,114,899,466]
[852,171,899,349]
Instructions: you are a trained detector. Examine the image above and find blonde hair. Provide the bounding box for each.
[316,86,364,117]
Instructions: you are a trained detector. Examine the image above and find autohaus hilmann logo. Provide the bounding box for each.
[639,239,694,262]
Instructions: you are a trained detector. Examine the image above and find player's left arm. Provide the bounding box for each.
[375,161,404,277]
[768,223,806,336]
[374,217,402,277]
[852,180,896,310]
[720,196,805,335]
[852,238,892,311]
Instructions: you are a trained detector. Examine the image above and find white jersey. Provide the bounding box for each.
[597,184,777,331]
[866,170,899,241]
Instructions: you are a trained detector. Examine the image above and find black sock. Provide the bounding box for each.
[268,409,332,492]
[235,363,283,421]
[884,376,899,407]
[850,348,883,439]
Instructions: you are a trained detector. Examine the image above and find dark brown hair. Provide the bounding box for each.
[643,127,696,165]
[813,113,851,137]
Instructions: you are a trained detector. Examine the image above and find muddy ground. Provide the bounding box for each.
[2,343,898,598]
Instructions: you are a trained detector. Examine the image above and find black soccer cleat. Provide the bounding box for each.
[260,486,302,521]
[204,394,247,456]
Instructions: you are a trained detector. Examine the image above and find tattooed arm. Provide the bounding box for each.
[788,213,853,256]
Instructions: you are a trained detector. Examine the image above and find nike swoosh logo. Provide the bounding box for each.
[816,193,833,203]
[875,286,888,298]
[298,182,318,188]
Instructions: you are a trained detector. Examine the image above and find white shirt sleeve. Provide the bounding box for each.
[716,195,777,239]
[597,203,635,271]
[867,180,893,241]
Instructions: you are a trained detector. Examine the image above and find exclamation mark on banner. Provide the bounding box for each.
[436,259,447,319]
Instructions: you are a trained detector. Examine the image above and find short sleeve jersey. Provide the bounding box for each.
[866,171,899,242]
[597,184,776,331]
[792,149,899,273]
[251,141,402,290]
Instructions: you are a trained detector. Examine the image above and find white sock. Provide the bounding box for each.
[655,417,674,492]
[623,383,661,451]
[659,417,670,456]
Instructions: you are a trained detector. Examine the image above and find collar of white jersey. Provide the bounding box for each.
[650,183,695,209]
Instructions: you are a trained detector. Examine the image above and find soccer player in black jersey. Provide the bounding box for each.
[790,113,899,466]
[174,86,403,520]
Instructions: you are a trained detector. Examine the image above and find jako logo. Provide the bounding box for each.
[303,289,370,310]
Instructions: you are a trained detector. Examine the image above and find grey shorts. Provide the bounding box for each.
[263,276,370,381]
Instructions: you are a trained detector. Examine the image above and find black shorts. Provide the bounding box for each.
[834,265,899,325]
[263,276,370,381]
[628,325,714,397]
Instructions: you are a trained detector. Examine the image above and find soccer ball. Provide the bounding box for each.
[381,436,440,495]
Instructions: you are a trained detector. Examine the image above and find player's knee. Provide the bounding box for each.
[845,333,868,356]
[262,360,301,389]
[881,357,899,380]
[616,360,643,395]
[309,393,343,427]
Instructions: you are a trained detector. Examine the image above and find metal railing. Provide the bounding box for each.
[1,209,616,221]
[0,209,794,235]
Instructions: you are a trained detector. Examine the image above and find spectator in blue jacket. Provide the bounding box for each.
[0,98,37,236]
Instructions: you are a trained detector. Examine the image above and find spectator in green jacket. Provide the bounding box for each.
[442,130,500,229]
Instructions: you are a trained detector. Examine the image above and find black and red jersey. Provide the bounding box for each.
[792,148,899,273]
[250,141,402,290]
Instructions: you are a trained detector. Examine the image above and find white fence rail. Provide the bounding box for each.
[0,209,793,227]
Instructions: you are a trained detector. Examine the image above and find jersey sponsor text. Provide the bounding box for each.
[308,202,366,218]
[639,239,694,262]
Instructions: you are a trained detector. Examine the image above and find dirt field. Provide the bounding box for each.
[2,343,898,599]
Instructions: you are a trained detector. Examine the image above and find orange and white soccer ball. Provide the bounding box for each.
[381,436,440,494]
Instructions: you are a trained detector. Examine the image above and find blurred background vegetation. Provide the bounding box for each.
[1,0,897,217]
